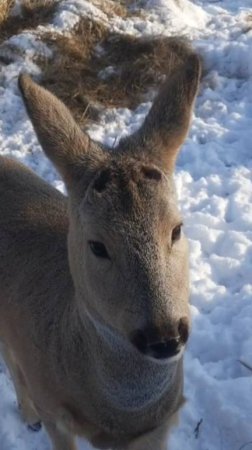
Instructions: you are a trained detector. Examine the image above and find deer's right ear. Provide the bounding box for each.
[19,74,104,185]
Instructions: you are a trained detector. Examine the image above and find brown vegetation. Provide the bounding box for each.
[38,17,191,125]
[0,0,59,44]
[0,1,14,27]
[0,0,192,127]
[90,0,143,18]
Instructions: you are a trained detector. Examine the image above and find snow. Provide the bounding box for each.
[0,0,252,449]
[145,0,209,33]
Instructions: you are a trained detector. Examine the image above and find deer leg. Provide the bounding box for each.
[125,430,167,450]
[123,411,180,450]
[0,344,40,427]
[43,419,77,450]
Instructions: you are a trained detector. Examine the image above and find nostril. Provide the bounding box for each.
[148,338,181,360]
[178,317,189,344]
[131,330,148,354]
[131,330,182,360]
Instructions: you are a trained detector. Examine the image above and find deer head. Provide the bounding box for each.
[19,52,201,362]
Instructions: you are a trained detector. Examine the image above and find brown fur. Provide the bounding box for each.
[0,51,201,450]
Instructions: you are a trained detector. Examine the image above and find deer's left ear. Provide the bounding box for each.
[118,52,201,173]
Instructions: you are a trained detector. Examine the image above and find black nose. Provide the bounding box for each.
[131,318,189,360]
[131,331,182,360]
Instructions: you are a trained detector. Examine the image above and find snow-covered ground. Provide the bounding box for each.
[0,0,252,449]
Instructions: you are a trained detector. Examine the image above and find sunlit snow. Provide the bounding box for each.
[0,1,251,449]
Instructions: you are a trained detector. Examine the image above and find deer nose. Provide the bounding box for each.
[131,317,189,360]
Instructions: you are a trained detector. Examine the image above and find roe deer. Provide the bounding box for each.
[0,51,201,450]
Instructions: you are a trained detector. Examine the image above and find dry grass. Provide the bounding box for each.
[0,0,59,44]
[90,0,144,18]
[89,0,130,18]
[38,17,191,125]
[0,0,192,127]
[86,0,145,23]
[0,0,14,26]
[21,0,59,18]
[117,0,146,8]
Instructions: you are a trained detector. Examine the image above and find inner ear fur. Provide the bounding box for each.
[118,52,201,172]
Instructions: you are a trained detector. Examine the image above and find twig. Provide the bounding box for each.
[239,359,252,372]
[194,418,203,439]
[239,441,252,450]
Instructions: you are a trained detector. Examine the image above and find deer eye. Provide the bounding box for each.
[89,241,110,259]
[171,224,182,244]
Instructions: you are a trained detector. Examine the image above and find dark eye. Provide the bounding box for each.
[171,224,182,244]
[89,241,110,259]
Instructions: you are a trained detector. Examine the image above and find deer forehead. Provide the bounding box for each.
[78,160,180,230]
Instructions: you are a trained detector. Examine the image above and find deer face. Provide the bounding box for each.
[19,52,200,361]
[68,158,190,360]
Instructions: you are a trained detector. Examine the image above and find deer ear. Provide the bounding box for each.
[118,52,201,172]
[18,74,104,185]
